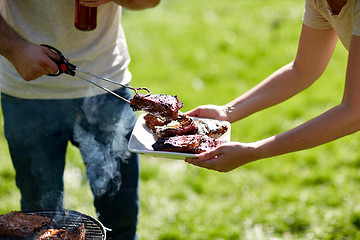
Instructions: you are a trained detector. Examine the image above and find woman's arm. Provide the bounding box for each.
[186,26,360,172]
[187,25,339,123]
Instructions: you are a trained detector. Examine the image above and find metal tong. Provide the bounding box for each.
[41,44,150,103]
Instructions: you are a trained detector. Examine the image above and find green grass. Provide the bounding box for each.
[1,0,360,239]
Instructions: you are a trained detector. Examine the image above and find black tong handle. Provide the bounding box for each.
[41,44,76,76]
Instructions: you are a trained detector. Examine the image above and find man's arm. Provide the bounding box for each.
[0,15,26,62]
[0,15,59,81]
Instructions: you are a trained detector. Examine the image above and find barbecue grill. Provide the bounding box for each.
[0,209,107,240]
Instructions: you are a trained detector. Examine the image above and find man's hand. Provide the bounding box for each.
[10,43,60,81]
[0,15,59,81]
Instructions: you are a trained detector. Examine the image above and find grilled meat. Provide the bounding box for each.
[154,115,198,138]
[145,114,228,139]
[194,118,228,138]
[0,211,52,237]
[152,134,225,154]
[135,96,229,155]
[38,229,64,240]
[38,225,85,240]
[130,94,184,120]
[144,113,171,132]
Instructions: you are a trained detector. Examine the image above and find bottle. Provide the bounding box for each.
[75,0,97,31]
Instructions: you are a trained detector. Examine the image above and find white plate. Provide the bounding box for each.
[128,113,231,160]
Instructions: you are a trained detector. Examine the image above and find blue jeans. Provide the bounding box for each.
[1,88,139,240]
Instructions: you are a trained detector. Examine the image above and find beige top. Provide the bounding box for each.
[0,1,131,99]
[303,0,360,50]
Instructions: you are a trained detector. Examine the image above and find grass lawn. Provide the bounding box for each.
[1,0,360,239]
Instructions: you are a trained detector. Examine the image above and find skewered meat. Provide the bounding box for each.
[0,211,52,237]
[130,94,184,120]
[152,134,226,154]
[38,225,85,240]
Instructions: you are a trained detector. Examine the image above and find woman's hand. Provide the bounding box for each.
[9,42,59,81]
[185,142,259,172]
[186,104,230,122]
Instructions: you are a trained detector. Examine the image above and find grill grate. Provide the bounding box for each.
[25,210,106,240]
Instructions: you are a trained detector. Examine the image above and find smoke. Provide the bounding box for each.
[73,93,132,199]
[74,125,119,197]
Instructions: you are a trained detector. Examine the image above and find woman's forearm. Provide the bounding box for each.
[225,62,318,123]
[225,27,338,124]
[254,103,360,160]
[187,102,360,172]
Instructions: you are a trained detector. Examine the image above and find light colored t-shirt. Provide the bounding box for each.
[0,1,131,99]
[303,0,360,50]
